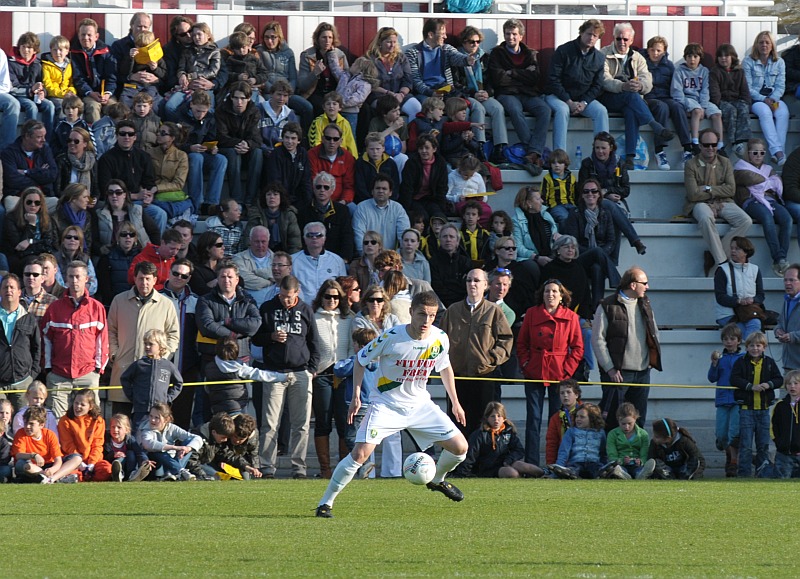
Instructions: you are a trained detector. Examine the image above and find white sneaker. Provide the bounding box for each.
[612,465,632,480]
[637,458,657,480]
[112,460,123,482]
[179,469,196,481]
[656,151,670,170]
[680,151,693,170]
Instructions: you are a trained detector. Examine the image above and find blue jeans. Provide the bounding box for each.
[743,199,792,263]
[312,370,347,439]
[0,93,21,150]
[645,96,691,147]
[545,94,608,152]
[153,198,194,219]
[600,92,655,156]
[496,94,550,154]
[523,382,560,465]
[149,446,193,476]
[134,202,168,234]
[289,94,314,133]
[581,323,594,371]
[342,112,358,139]
[602,198,640,263]
[599,368,651,431]
[187,152,227,209]
[0,463,11,482]
[774,452,800,478]
[17,96,56,136]
[716,314,761,341]
[715,404,740,450]
[220,147,264,205]
[548,203,575,227]
[737,408,771,477]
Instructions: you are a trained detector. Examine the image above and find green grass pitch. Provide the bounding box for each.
[6,478,797,577]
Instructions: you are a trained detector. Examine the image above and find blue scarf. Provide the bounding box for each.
[591,153,619,186]
[265,208,282,248]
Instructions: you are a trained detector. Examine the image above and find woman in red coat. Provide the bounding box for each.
[517,279,584,465]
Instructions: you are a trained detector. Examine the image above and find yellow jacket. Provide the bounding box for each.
[308,112,357,158]
[41,53,75,99]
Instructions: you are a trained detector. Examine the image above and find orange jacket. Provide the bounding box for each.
[11,428,61,463]
[58,414,106,465]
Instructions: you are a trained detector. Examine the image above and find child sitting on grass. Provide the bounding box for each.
[708,323,744,477]
[13,380,58,437]
[12,406,81,483]
[606,402,650,479]
[545,379,583,466]
[138,402,203,481]
[771,369,800,478]
[204,337,289,416]
[194,412,236,480]
[121,329,183,434]
[229,414,262,479]
[104,413,151,482]
[644,417,705,480]
[454,401,543,478]
[549,403,607,479]
[57,389,112,481]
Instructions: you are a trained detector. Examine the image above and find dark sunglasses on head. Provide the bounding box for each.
[119,231,136,238]
[25,199,41,206]
[23,271,41,277]
[171,271,190,279]
[323,135,341,142]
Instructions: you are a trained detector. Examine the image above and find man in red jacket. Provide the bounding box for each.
[127,229,183,290]
[41,260,109,418]
[308,124,355,205]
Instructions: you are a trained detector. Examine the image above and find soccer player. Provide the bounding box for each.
[315,291,468,518]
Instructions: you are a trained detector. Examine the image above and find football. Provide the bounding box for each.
[402,452,436,485]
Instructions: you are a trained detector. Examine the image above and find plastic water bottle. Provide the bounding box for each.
[574,145,582,168]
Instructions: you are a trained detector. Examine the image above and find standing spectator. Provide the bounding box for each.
[21,259,57,322]
[253,275,319,478]
[743,31,789,166]
[487,19,550,171]
[775,265,800,371]
[0,47,22,150]
[70,18,117,123]
[107,261,180,416]
[189,231,225,295]
[599,23,674,168]
[429,223,471,308]
[39,253,64,298]
[352,174,409,255]
[0,274,41,409]
[127,229,184,290]
[216,81,263,206]
[592,267,662,431]
[291,221,347,302]
[441,269,512,437]
[545,19,609,152]
[684,128,752,276]
[297,22,349,116]
[41,260,109,417]
[96,222,142,306]
[1,119,57,202]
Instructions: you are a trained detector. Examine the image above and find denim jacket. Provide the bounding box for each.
[557,427,607,466]
[743,55,785,101]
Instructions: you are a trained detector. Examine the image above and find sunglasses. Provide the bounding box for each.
[315,184,331,190]
[177,31,191,38]
[582,188,600,194]
[366,297,385,303]
[23,271,41,277]
[64,235,80,241]
[465,39,480,44]
[701,142,718,148]
[323,135,341,142]
[67,138,83,145]
[213,242,225,248]
[352,286,361,291]
[171,271,190,279]
[119,231,136,238]
[118,131,136,137]
[749,150,767,156]
[363,239,379,245]
[273,263,290,268]
[499,245,516,251]
[305,232,325,239]
[323,294,340,300]
[616,36,632,42]
[107,189,126,196]
[25,199,41,206]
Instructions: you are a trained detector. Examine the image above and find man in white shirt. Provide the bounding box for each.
[352,174,410,255]
[233,226,274,307]
[291,222,347,302]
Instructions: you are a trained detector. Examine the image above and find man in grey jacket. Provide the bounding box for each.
[776,265,800,371]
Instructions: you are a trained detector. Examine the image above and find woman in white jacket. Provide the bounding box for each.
[311,279,354,478]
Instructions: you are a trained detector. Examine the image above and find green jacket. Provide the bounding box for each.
[606,424,650,463]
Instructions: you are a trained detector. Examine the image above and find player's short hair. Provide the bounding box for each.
[410,291,439,312]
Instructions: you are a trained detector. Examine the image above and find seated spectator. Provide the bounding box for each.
[91,101,130,158]
[459,201,491,268]
[244,182,302,255]
[53,225,98,296]
[233,226,274,306]
[540,149,576,228]
[399,133,448,220]
[9,32,55,136]
[511,185,556,272]
[383,269,412,325]
[336,275,361,314]
[398,228,431,283]
[440,97,483,168]
[149,122,192,220]
[12,405,82,484]
[308,123,356,206]
[161,16,195,97]
[407,96,470,153]
[352,283,400,334]
[292,221,348,302]
[599,23,674,168]
[52,183,94,251]
[138,402,203,482]
[57,389,112,481]
[220,30,268,102]
[367,94,410,172]
[50,93,92,160]
[713,236,764,339]
[1,120,57,208]
[365,26,419,118]
[127,228,184,290]
[70,17,117,123]
[297,22,349,117]
[297,172,354,261]
[348,230,384,294]
[94,179,158,256]
[216,81,264,205]
[447,154,488,224]
[117,29,165,109]
[110,12,153,80]
[578,132,647,261]
[96,222,143,305]
[190,231,225,296]
[429,223,471,308]
[733,138,791,276]
[40,35,75,121]
[165,22,222,120]
[540,235,596,323]
[206,199,246,258]
[3,186,58,274]
[259,79,298,154]
[684,128,752,276]
[642,35,693,170]
[176,90,225,215]
[353,173,409,254]
[354,132,400,203]
[54,127,99,202]
[39,252,65,297]
[709,44,753,159]
[263,121,311,207]
[130,92,160,151]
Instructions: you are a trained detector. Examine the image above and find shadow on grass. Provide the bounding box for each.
[0,512,311,519]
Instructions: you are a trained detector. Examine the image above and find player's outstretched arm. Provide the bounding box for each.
[347,362,365,424]
[440,366,465,426]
